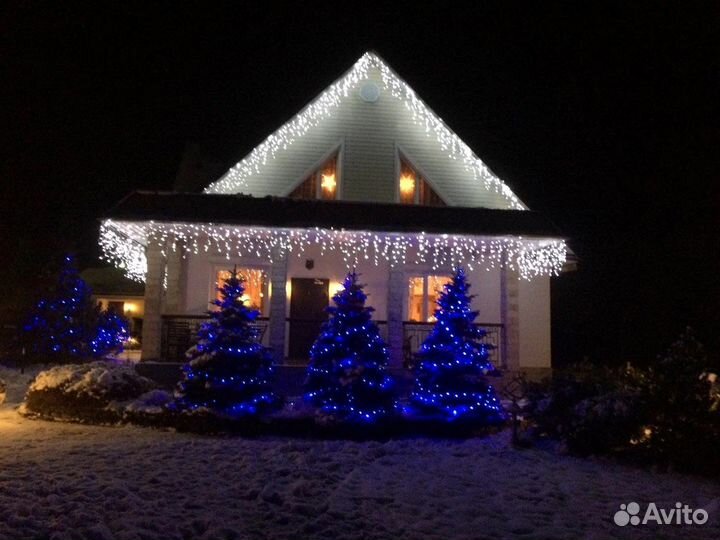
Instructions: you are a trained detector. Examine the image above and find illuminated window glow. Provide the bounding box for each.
[408,275,452,322]
[290,152,339,200]
[398,156,445,206]
[216,268,266,312]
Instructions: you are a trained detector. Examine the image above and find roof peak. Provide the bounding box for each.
[204,52,526,210]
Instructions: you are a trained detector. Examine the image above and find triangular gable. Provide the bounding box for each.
[204,52,526,211]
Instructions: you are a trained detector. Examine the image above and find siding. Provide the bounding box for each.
[518,276,551,368]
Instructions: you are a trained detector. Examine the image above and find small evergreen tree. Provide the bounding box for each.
[173,268,279,417]
[90,307,129,356]
[411,268,504,422]
[304,272,395,422]
[23,255,99,358]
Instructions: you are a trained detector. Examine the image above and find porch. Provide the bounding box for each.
[100,192,566,371]
[159,314,505,368]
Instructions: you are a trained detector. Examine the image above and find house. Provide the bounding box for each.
[99,52,571,373]
[80,267,145,335]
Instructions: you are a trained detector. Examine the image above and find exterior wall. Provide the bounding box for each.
[182,248,504,323]
[517,276,552,368]
[170,247,552,368]
[179,246,502,365]
[213,66,515,210]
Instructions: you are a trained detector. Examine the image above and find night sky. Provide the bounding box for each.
[3,2,719,364]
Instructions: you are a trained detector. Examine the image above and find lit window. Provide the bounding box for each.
[408,275,452,322]
[216,268,266,311]
[398,156,445,206]
[289,152,339,200]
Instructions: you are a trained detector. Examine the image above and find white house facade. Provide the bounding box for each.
[99,52,571,372]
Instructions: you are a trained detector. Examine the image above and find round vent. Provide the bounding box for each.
[359,82,380,102]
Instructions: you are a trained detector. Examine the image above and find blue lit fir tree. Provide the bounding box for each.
[24,255,128,358]
[304,272,396,422]
[173,268,279,417]
[91,307,129,355]
[411,268,504,423]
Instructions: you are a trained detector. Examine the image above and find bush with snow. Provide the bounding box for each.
[22,361,156,422]
[524,329,720,475]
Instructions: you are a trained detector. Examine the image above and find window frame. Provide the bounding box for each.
[285,141,344,200]
[406,272,453,322]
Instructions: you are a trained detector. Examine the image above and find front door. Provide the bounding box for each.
[288,278,329,362]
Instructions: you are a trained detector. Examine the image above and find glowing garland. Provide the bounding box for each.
[204,53,525,210]
[100,219,567,283]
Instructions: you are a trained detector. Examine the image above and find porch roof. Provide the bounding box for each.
[103,191,565,239]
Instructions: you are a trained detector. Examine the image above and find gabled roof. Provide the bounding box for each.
[103,191,562,238]
[204,52,526,210]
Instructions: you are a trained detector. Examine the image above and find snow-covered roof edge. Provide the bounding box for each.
[203,52,527,210]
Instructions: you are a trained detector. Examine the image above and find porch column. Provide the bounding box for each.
[387,266,405,368]
[141,241,166,361]
[500,265,520,371]
[268,248,288,364]
[164,246,186,314]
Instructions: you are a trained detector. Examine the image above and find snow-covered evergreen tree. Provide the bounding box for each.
[411,268,504,422]
[304,272,395,422]
[173,268,279,417]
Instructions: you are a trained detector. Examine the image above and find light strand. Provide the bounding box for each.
[100,219,566,283]
[203,53,525,210]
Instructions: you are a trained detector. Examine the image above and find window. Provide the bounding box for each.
[108,301,125,313]
[289,151,339,200]
[398,156,445,206]
[407,275,452,322]
[215,268,266,312]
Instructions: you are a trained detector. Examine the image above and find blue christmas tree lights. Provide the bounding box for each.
[304,272,396,422]
[411,268,504,422]
[24,255,128,358]
[173,268,279,417]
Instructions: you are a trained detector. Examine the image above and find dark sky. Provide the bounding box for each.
[2,2,719,363]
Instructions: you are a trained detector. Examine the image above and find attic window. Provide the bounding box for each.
[289,152,339,200]
[398,156,445,206]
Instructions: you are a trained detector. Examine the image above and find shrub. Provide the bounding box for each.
[21,361,155,423]
[523,364,642,455]
[523,329,720,475]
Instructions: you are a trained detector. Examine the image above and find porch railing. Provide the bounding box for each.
[402,321,503,368]
[160,315,502,367]
[161,315,269,362]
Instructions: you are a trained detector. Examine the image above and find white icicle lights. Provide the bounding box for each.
[203,52,524,210]
[99,220,567,283]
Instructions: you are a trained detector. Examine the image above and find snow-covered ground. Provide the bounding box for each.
[0,367,718,540]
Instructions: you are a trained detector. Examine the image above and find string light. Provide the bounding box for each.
[203,53,525,210]
[99,219,567,283]
[304,272,396,422]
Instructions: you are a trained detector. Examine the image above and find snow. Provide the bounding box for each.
[0,367,718,539]
[27,361,152,398]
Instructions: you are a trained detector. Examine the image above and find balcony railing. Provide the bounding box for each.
[160,315,503,367]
